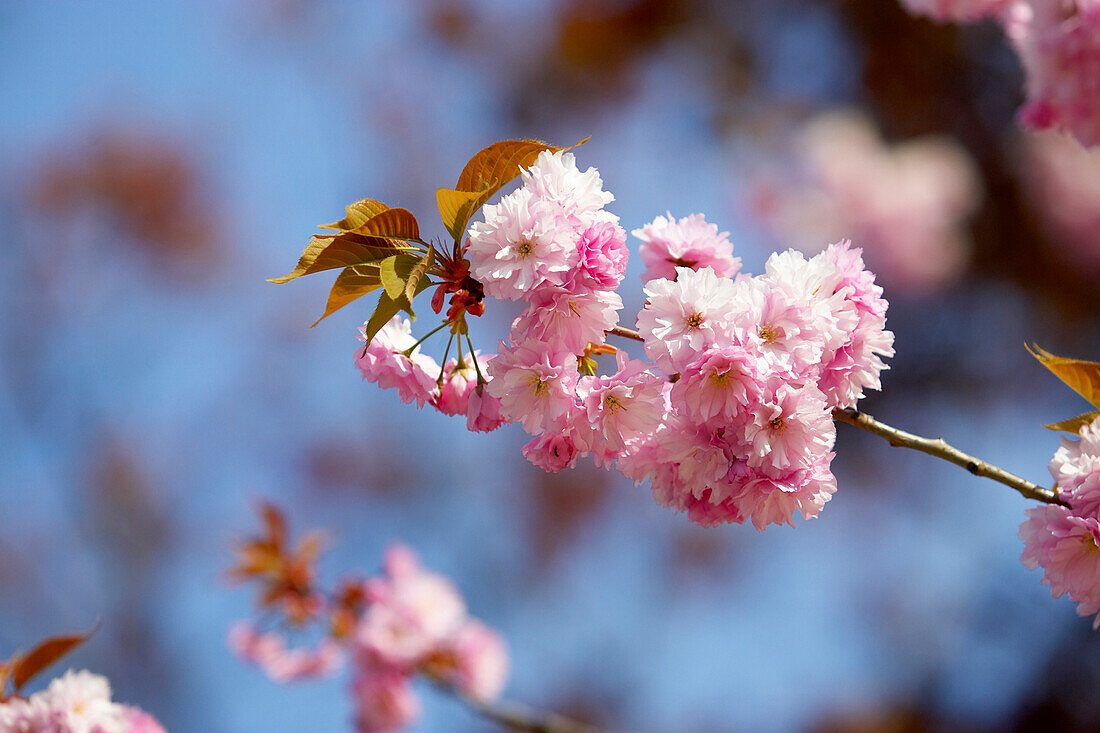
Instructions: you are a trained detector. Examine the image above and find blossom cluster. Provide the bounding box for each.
[900,0,1100,148]
[620,243,894,529]
[229,526,507,733]
[0,670,165,733]
[1020,416,1100,627]
[752,110,981,293]
[355,151,895,529]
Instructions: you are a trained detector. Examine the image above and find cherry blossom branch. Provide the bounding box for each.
[605,325,1065,506]
[831,407,1065,506]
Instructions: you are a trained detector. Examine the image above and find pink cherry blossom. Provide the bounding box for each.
[521,150,616,228]
[355,316,440,408]
[228,622,344,683]
[574,358,666,460]
[1020,504,1100,628]
[432,620,509,702]
[568,220,629,290]
[434,356,478,417]
[467,188,580,300]
[637,266,738,374]
[670,347,766,424]
[742,381,835,475]
[509,289,622,357]
[485,342,579,434]
[352,666,420,733]
[522,430,582,473]
[633,213,741,283]
[466,383,507,433]
[1013,1,1100,147]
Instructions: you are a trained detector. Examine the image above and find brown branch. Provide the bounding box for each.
[433,681,615,733]
[465,696,614,733]
[606,325,643,342]
[832,407,1066,506]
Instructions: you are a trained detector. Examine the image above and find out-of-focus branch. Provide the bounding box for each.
[438,683,614,733]
[606,325,1066,506]
[832,407,1066,506]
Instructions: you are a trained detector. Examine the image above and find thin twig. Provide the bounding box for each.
[832,407,1066,506]
[606,324,1065,505]
[453,690,614,733]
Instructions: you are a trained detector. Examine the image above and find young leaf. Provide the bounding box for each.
[311,266,383,327]
[269,234,411,284]
[454,138,588,193]
[346,207,421,242]
[12,630,96,693]
[318,198,390,230]
[1043,411,1100,433]
[379,253,425,301]
[438,137,589,242]
[1027,344,1100,408]
[362,276,436,347]
[436,187,495,242]
[404,245,435,305]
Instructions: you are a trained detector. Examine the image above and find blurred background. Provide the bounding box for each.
[2,1,1100,731]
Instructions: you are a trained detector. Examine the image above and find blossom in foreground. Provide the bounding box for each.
[354,148,894,530]
[0,669,166,733]
[1020,416,1100,627]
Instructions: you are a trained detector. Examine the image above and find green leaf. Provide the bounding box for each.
[379,253,424,301]
[361,275,437,348]
[1043,411,1100,433]
[404,245,435,305]
[318,198,390,230]
[269,234,412,284]
[311,266,383,326]
[1028,343,1100,408]
[13,629,96,693]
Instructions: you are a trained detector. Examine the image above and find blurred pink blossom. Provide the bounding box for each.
[752,110,981,293]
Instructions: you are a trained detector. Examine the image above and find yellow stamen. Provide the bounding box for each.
[529,375,548,396]
[769,416,785,432]
[516,240,533,257]
[686,312,704,329]
[759,324,779,343]
[604,394,626,413]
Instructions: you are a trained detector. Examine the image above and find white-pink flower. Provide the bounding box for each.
[743,381,835,475]
[637,266,738,374]
[574,357,666,460]
[522,429,582,473]
[228,622,344,683]
[485,342,579,434]
[355,316,440,408]
[634,212,741,283]
[467,188,579,300]
[509,289,622,357]
[520,150,616,227]
[1020,504,1100,628]
[670,347,766,425]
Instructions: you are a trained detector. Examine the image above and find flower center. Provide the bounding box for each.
[603,394,626,413]
[710,370,731,386]
[516,240,534,257]
[686,312,704,329]
[759,324,780,343]
[1084,535,1100,556]
[529,375,548,397]
[769,416,785,432]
